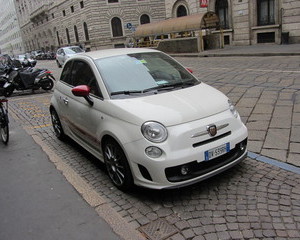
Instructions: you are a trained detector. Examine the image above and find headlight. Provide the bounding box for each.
[228,99,239,118]
[141,121,168,143]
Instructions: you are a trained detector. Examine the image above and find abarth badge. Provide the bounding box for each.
[207,124,217,137]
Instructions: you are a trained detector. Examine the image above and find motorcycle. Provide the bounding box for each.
[2,60,55,97]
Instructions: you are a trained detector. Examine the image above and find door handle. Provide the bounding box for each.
[63,97,69,105]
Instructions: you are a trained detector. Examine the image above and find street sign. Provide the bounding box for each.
[126,23,132,30]
[200,0,208,8]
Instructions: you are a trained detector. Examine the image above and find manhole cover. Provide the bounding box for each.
[139,219,178,240]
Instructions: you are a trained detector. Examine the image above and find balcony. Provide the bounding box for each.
[30,4,50,23]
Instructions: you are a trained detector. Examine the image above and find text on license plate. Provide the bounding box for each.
[204,143,230,161]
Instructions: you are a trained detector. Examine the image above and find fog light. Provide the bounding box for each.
[145,146,162,158]
[240,142,246,151]
[181,165,189,175]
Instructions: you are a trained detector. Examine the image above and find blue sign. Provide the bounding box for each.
[126,23,132,30]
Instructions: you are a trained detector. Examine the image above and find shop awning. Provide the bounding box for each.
[135,12,219,38]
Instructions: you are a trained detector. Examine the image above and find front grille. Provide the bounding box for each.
[165,138,247,182]
[193,131,231,148]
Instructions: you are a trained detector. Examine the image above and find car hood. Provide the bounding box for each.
[107,83,229,127]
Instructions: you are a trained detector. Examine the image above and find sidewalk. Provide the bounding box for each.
[171,43,300,57]
[0,117,120,240]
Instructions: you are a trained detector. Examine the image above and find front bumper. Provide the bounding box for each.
[124,109,248,189]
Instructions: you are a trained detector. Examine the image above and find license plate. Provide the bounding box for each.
[204,143,230,161]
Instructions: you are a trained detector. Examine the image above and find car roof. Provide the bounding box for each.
[77,48,160,60]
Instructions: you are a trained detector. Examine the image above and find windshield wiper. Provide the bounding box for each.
[110,90,142,96]
[143,80,198,93]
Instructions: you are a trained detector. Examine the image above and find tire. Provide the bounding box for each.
[40,78,54,90]
[0,106,9,144]
[4,87,14,97]
[103,139,133,191]
[56,60,62,68]
[50,109,65,140]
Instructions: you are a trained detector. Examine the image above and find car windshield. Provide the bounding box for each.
[95,52,199,97]
[65,47,84,54]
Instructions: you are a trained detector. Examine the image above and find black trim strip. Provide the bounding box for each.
[193,131,231,148]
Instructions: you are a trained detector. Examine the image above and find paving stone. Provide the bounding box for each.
[261,149,287,162]
[264,128,290,149]
[287,153,300,167]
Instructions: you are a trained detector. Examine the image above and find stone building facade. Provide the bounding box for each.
[14,0,166,52]
[165,0,300,45]
[0,0,24,55]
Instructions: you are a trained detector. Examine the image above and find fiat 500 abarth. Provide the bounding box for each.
[50,48,248,191]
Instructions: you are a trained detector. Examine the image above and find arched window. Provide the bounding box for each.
[140,14,150,25]
[83,22,89,41]
[177,5,187,17]
[66,28,70,44]
[257,0,275,26]
[74,25,79,43]
[215,0,229,29]
[111,17,123,37]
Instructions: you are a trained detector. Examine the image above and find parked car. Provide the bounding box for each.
[55,46,84,68]
[15,54,37,67]
[50,48,248,191]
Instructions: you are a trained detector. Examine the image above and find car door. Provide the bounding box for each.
[64,60,103,151]
[54,60,74,132]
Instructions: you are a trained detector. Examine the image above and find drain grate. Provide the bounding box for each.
[139,219,178,240]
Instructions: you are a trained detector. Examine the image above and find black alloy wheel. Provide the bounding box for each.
[103,139,133,191]
[50,109,65,140]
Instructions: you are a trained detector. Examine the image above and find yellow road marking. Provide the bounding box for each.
[32,124,52,129]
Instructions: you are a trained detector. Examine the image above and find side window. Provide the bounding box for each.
[60,61,73,85]
[71,61,102,97]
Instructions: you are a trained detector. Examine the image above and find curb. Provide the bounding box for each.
[170,52,300,58]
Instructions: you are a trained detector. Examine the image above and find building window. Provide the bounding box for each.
[74,26,79,42]
[108,0,119,3]
[56,31,60,45]
[140,14,150,25]
[215,0,229,29]
[257,0,275,26]
[66,28,70,44]
[80,1,84,8]
[83,22,89,41]
[71,6,74,13]
[52,13,54,19]
[111,17,123,37]
[63,10,66,17]
[177,5,187,17]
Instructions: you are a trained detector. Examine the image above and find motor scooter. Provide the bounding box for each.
[2,61,55,97]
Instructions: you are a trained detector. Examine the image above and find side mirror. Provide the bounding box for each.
[72,85,94,106]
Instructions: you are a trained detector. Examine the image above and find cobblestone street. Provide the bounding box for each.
[7,56,300,240]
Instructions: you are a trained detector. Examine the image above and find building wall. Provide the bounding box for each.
[14,0,166,53]
[165,0,300,46]
[0,0,24,55]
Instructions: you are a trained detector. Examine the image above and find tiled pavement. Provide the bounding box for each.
[6,53,300,239]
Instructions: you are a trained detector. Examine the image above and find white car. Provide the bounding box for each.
[55,46,84,68]
[50,48,248,191]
